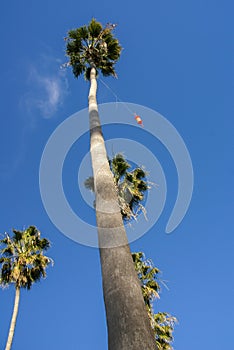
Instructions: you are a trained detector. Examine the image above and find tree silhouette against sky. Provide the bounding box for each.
[0,226,52,350]
[65,19,157,350]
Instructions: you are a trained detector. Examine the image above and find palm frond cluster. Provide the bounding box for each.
[84,153,149,221]
[110,154,149,221]
[132,252,177,350]
[0,226,52,290]
[65,18,122,80]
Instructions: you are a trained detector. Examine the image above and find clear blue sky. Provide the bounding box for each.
[0,1,233,349]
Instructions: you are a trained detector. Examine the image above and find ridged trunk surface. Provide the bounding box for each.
[5,287,20,350]
[88,67,157,350]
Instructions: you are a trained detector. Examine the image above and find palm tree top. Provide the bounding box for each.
[64,18,122,79]
[0,226,52,290]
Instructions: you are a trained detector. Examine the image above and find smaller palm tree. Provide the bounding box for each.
[0,226,52,350]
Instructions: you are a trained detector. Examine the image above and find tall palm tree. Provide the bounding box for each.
[0,226,52,350]
[65,19,157,349]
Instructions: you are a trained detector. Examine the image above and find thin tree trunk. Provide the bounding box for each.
[5,287,20,350]
[89,67,157,350]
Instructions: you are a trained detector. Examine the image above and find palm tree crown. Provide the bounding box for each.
[0,226,52,290]
[65,18,122,79]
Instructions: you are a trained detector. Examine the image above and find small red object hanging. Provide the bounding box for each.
[134,114,143,126]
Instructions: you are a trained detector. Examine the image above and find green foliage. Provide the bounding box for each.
[85,153,149,221]
[132,252,160,313]
[0,226,52,290]
[65,18,122,79]
[110,154,149,221]
[88,19,102,38]
[153,312,177,350]
[84,176,95,192]
[111,154,131,183]
[132,252,177,350]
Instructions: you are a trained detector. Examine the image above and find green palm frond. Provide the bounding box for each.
[132,252,177,349]
[132,252,161,301]
[88,18,102,38]
[84,176,95,192]
[84,67,93,81]
[78,26,89,40]
[153,312,177,349]
[111,154,131,182]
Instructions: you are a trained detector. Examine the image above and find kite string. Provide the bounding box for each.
[99,78,135,115]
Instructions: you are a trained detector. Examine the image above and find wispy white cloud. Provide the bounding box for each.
[32,70,62,118]
[1,55,69,179]
[22,55,69,122]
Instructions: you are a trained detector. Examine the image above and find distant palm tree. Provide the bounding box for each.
[65,19,157,349]
[0,226,52,350]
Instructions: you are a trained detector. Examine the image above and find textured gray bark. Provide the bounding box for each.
[5,287,20,350]
[89,67,157,349]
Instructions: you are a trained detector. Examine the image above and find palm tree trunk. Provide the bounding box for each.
[5,287,20,350]
[89,67,157,350]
